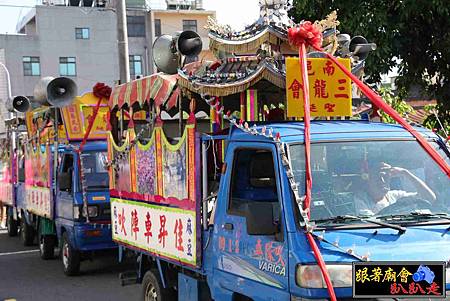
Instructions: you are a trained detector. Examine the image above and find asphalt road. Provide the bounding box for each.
[0,229,141,301]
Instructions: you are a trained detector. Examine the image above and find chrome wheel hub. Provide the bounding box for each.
[62,242,69,268]
[145,283,158,301]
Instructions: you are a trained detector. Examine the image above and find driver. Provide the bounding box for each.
[354,162,436,215]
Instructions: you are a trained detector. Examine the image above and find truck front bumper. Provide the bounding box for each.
[73,223,116,252]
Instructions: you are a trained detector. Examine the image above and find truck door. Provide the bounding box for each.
[55,153,75,220]
[212,143,290,301]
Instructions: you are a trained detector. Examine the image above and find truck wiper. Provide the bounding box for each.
[377,211,450,222]
[316,215,406,233]
[409,210,450,221]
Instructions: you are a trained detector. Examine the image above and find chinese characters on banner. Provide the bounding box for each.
[60,93,109,141]
[286,57,352,117]
[25,186,52,217]
[112,198,197,266]
[0,183,14,207]
[81,106,109,136]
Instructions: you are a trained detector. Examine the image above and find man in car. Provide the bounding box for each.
[354,162,436,215]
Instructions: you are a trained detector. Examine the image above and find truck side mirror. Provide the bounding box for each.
[58,172,72,192]
[245,202,277,236]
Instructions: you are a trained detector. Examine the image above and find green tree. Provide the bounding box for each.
[378,87,413,124]
[290,0,450,134]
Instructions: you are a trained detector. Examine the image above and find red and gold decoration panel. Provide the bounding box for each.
[108,121,201,267]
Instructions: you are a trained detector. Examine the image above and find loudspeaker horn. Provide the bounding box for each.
[152,34,179,75]
[33,77,54,106]
[177,30,202,57]
[12,96,31,113]
[33,76,77,108]
[349,36,377,61]
[46,77,77,108]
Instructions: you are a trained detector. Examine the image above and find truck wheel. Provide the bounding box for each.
[7,211,18,237]
[141,269,176,301]
[38,230,55,260]
[61,232,80,276]
[20,216,34,246]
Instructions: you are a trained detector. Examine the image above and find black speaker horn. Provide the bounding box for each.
[349,36,377,61]
[47,77,77,108]
[12,96,31,113]
[177,30,203,57]
[33,76,77,108]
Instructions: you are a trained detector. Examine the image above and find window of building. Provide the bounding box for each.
[154,19,161,37]
[127,16,145,37]
[129,55,143,77]
[75,27,90,39]
[182,20,197,32]
[23,56,40,76]
[59,57,77,76]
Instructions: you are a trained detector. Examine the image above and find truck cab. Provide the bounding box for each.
[55,141,114,275]
[204,121,450,300]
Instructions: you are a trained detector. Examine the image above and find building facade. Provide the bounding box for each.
[0,0,215,135]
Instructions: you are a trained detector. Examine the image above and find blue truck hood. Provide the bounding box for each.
[313,224,450,262]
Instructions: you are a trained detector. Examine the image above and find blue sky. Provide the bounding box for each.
[0,0,260,34]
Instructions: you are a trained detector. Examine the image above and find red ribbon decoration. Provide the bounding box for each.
[79,83,111,152]
[288,21,323,50]
[93,82,112,100]
[289,23,337,301]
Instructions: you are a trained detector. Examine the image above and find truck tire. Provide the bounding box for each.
[141,269,176,301]
[61,232,80,276]
[20,216,34,246]
[38,228,56,260]
[7,211,18,237]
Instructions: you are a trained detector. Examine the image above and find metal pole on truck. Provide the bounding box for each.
[0,62,16,149]
[116,0,130,84]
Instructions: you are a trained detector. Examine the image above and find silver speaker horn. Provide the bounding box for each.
[33,77,54,106]
[46,77,77,108]
[177,30,202,57]
[152,34,179,75]
[33,76,77,108]
[12,96,31,113]
[349,36,377,61]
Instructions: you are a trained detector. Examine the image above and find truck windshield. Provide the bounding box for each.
[81,151,109,191]
[289,140,450,223]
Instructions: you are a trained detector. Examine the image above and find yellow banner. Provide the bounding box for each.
[286,57,352,117]
[60,92,108,140]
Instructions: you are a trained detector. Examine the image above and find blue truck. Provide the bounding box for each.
[109,120,450,300]
[6,89,115,276]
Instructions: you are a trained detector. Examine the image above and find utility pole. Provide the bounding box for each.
[116,0,130,84]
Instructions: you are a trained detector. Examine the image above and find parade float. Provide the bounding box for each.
[6,80,115,275]
[107,1,450,300]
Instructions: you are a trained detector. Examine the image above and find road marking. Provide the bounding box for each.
[4,299,17,301]
[0,249,39,257]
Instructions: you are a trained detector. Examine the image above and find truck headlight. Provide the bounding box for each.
[83,205,98,218]
[296,264,352,288]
